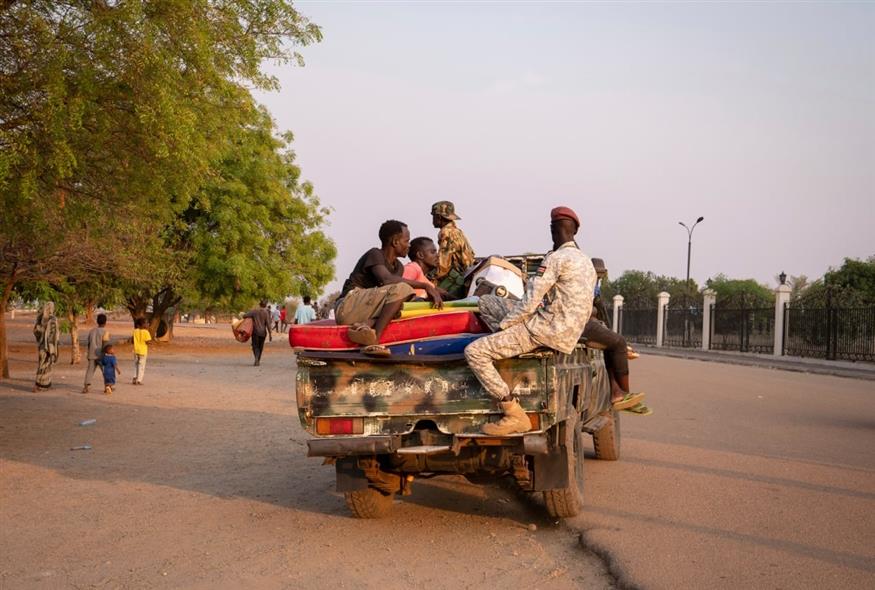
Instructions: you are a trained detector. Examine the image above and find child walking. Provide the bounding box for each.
[102,343,121,395]
[132,317,152,385]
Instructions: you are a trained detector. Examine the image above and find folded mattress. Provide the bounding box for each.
[289,310,489,351]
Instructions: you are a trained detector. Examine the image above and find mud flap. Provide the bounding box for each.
[531,445,570,491]
[335,457,368,492]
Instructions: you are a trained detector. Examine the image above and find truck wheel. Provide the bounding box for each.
[344,487,395,519]
[543,415,585,518]
[592,410,621,461]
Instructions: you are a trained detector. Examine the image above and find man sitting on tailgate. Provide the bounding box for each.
[336,220,443,357]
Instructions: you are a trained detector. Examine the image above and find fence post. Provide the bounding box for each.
[773,283,791,356]
[612,295,624,333]
[656,291,670,347]
[702,288,716,351]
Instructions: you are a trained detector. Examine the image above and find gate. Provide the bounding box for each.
[618,307,657,346]
[710,306,774,353]
[663,306,703,348]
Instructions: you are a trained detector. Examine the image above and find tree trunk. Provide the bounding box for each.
[1,272,17,380]
[68,309,81,364]
[84,301,96,326]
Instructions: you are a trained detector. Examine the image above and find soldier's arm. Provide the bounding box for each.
[499,255,561,330]
[435,227,454,280]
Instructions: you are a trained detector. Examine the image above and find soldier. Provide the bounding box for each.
[431,201,475,298]
[465,206,604,435]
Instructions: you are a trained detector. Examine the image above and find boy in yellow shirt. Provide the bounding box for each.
[132,318,152,385]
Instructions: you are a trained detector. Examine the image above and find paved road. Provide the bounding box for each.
[578,355,875,589]
[1,320,873,588]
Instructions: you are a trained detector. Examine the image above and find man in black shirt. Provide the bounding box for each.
[337,220,443,356]
[243,300,272,366]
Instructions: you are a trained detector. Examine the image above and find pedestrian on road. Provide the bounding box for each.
[244,300,272,366]
[294,296,317,325]
[101,343,121,395]
[271,305,281,333]
[132,317,152,385]
[33,301,60,392]
[279,306,288,332]
[82,313,110,394]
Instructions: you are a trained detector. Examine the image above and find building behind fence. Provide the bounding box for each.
[612,285,875,363]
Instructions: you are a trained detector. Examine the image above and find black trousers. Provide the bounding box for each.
[582,319,629,376]
[251,333,266,363]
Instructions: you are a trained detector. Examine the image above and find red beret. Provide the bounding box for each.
[550,206,580,228]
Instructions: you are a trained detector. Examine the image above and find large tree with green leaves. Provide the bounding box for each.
[127,105,336,335]
[0,0,322,378]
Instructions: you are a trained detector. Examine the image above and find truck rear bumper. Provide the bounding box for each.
[307,433,549,457]
[307,436,395,457]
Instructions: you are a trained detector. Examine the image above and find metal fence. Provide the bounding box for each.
[663,306,703,348]
[618,307,657,346]
[784,306,875,362]
[710,306,774,353]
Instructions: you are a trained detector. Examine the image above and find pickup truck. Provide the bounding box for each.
[294,256,620,519]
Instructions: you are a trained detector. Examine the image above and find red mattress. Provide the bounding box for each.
[289,311,489,350]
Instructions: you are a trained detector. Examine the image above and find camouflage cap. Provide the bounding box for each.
[431,200,460,221]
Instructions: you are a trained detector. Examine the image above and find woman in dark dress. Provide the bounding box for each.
[33,301,60,392]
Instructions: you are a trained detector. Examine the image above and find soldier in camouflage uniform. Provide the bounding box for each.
[464,206,597,435]
[431,201,475,299]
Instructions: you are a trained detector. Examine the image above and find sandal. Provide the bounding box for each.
[623,402,653,416]
[347,323,377,346]
[361,344,391,358]
[611,392,644,411]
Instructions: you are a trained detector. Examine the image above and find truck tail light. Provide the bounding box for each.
[316,417,364,435]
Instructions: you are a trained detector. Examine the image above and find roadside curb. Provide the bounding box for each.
[636,346,875,381]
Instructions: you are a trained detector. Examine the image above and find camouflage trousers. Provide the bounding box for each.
[465,295,538,400]
[477,294,516,332]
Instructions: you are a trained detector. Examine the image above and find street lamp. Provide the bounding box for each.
[678,216,705,289]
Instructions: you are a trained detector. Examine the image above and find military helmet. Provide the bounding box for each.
[431,200,460,221]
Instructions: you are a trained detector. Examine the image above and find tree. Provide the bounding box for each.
[0,1,322,377]
[602,270,698,308]
[125,106,336,337]
[793,256,875,308]
[706,274,774,308]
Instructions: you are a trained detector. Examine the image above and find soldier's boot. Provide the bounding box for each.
[482,399,531,435]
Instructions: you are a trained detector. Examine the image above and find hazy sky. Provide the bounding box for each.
[254,1,874,297]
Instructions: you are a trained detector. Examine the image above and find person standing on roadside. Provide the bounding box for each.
[243,300,272,366]
[33,301,60,392]
[132,317,152,385]
[82,313,110,394]
[294,296,317,325]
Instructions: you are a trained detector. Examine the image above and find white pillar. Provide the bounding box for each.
[656,291,670,347]
[612,295,624,333]
[702,288,716,351]
[774,284,791,356]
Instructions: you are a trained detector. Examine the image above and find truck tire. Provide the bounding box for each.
[344,487,395,519]
[543,414,585,518]
[592,410,621,461]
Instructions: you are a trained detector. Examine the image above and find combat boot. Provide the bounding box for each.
[482,399,531,435]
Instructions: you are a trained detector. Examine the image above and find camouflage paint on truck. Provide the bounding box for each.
[296,345,608,437]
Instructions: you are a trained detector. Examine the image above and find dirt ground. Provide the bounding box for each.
[0,317,616,589]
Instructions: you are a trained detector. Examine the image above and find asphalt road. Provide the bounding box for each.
[578,355,875,589]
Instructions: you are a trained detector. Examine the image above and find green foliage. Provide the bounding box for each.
[706,274,774,308]
[178,107,336,311]
[601,271,698,309]
[793,256,875,307]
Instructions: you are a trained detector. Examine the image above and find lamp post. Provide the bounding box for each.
[679,216,705,290]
